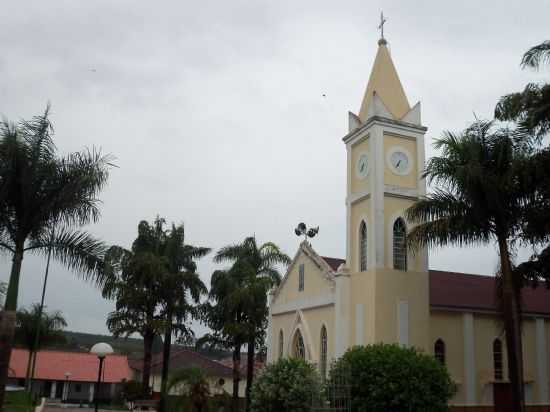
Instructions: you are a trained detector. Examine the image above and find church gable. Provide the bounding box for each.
[271,242,336,307]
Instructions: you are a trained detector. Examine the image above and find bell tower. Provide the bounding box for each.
[340,33,430,352]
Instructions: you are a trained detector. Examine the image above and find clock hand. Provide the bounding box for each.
[396,160,401,168]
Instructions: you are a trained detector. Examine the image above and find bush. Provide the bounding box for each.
[250,358,321,412]
[329,344,455,412]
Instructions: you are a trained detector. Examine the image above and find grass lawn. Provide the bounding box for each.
[4,391,35,412]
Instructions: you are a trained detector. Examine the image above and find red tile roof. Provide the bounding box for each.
[131,348,233,378]
[218,354,265,376]
[319,257,550,315]
[9,348,132,383]
[429,270,550,315]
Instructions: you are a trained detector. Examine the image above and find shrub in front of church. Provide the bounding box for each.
[328,344,455,412]
[250,357,321,412]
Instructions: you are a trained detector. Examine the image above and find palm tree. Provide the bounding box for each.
[146,219,209,412]
[167,368,210,412]
[14,304,66,386]
[0,107,113,409]
[495,40,550,141]
[102,222,168,397]
[199,262,255,411]
[406,120,542,412]
[214,237,290,411]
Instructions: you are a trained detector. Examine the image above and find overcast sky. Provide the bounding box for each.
[1,0,548,337]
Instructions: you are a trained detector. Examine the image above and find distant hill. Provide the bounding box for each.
[59,330,153,356]
[51,331,231,361]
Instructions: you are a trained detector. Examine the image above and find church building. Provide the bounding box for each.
[267,35,550,408]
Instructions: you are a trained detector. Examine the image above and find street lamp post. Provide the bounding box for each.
[63,372,71,402]
[90,343,113,412]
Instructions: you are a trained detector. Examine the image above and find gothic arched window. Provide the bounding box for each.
[393,218,407,271]
[279,330,284,360]
[360,221,367,271]
[293,330,305,360]
[493,338,503,381]
[434,339,445,365]
[320,326,328,380]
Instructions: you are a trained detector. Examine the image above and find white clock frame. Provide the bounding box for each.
[386,146,413,176]
[356,152,370,179]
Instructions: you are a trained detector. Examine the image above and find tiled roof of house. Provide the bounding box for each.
[218,354,265,376]
[319,257,550,315]
[130,348,232,378]
[8,348,132,383]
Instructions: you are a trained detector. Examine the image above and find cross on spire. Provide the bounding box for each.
[378,11,387,40]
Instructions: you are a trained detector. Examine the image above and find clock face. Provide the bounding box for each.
[356,153,369,178]
[388,148,411,175]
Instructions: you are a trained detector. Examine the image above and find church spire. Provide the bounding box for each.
[357,21,411,122]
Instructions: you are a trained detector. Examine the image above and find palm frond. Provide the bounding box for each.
[27,227,107,286]
[521,40,550,69]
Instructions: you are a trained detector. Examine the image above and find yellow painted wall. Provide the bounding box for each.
[349,269,377,345]
[383,134,418,189]
[271,304,335,365]
[431,311,466,404]
[350,136,371,195]
[273,252,334,305]
[372,268,430,350]
[270,312,296,360]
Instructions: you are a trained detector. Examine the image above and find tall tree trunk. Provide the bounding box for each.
[142,330,154,398]
[159,313,172,412]
[24,350,33,390]
[245,336,255,412]
[498,235,525,412]
[0,242,25,412]
[232,343,241,412]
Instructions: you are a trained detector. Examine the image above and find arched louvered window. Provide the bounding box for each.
[434,339,445,365]
[360,221,367,271]
[493,338,503,381]
[279,330,284,359]
[393,218,407,271]
[298,264,305,292]
[320,326,328,380]
[293,330,305,360]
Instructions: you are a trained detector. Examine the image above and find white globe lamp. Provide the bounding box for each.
[90,342,114,412]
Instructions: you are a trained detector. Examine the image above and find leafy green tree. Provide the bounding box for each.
[329,344,455,412]
[406,120,544,411]
[214,237,290,411]
[102,221,168,397]
[250,358,321,412]
[14,304,66,385]
[167,368,210,412]
[0,107,112,410]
